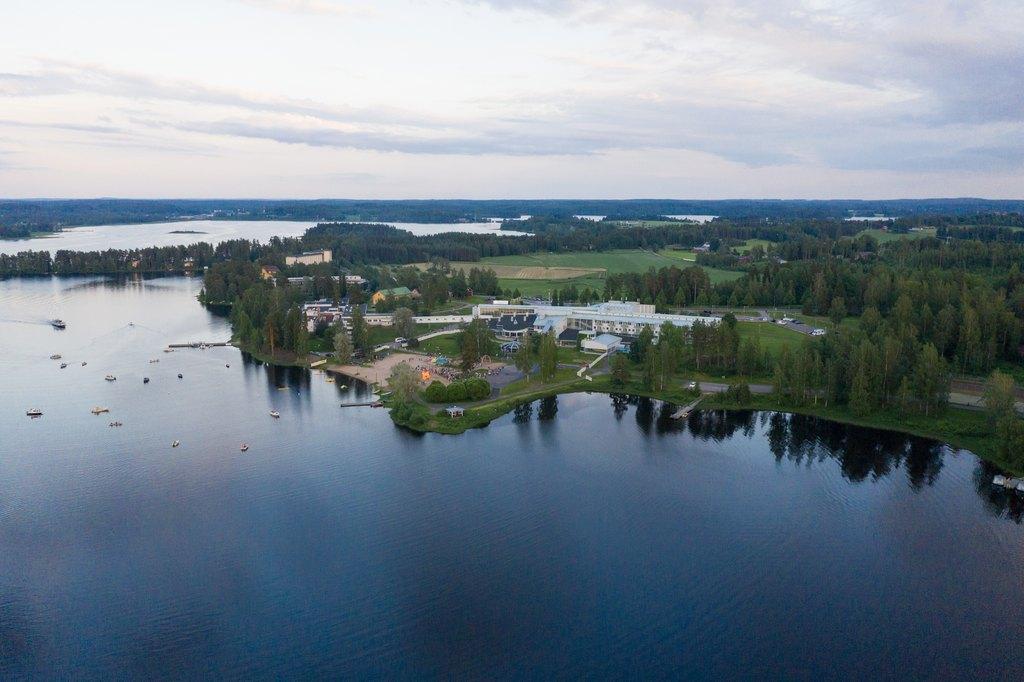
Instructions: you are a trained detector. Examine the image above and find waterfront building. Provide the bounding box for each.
[285,249,332,266]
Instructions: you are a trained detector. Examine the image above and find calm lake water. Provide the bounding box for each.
[0,220,525,255]
[2,277,1023,678]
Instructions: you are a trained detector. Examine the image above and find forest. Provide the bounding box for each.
[6,198,1024,238]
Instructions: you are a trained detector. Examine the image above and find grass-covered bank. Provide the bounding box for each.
[699,393,1012,472]
[388,376,1015,474]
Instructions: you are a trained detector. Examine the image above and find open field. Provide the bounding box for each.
[734,238,772,253]
[656,247,697,262]
[736,321,806,359]
[413,261,603,281]
[856,227,936,243]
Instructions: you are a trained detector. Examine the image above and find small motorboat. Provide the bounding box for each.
[340,384,348,389]
[172,440,180,448]
[177,373,183,379]
[51,319,66,329]
[225,364,230,368]
[91,406,110,415]
[104,375,117,381]
[50,354,62,360]
[109,421,123,427]
[81,361,87,366]
[60,363,67,369]
[240,443,249,452]
[325,376,335,383]
[163,348,174,353]
[270,411,280,418]
[143,377,150,384]
[26,408,43,417]
[149,359,159,364]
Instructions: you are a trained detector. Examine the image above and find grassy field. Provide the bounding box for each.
[856,227,936,243]
[489,249,744,287]
[736,321,807,359]
[734,238,772,253]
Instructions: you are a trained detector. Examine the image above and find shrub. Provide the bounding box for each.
[446,382,468,401]
[424,380,448,403]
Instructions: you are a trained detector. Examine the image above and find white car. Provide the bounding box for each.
[810,328,826,336]
[686,381,698,390]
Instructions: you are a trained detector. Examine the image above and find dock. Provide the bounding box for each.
[339,400,383,408]
[670,398,703,419]
[168,341,231,348]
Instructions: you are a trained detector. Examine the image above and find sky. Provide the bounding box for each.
[0,0,1022,199]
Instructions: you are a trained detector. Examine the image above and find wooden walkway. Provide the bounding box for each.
[670,398,703,419]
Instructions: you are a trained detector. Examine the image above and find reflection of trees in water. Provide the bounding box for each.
[687,409,946,490]
[538,396,558,421]
[972,461,1024,524]
[610,394,629,420]
[513,403,533,424]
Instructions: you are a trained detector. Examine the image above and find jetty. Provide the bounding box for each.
[168,341,230,349]
[670,398,703,420]
[339,400,384,408]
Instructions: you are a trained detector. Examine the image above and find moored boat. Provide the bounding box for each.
[143,377,150,384]
[50,354,62,360]
[26,408,43,417]
[105,375,117,381]
[60,363,67,369]
[51,319,66,329]
[240,443,249,452]
[270,411,280,418]
[91,406,110,415]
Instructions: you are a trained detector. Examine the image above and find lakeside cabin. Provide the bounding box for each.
[445,405,465,418]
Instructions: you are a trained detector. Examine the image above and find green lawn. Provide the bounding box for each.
[417,335,460,357]
[656,248,697,262]
[856,227,936,243]
[736,321,807,359]
[734,238,772,253]
[486,249,744,290]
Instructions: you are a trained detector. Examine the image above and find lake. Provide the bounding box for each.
[0,220,526,255]
[2,276,1023,678]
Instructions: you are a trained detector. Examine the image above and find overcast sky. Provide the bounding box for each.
[1,0,1022,199]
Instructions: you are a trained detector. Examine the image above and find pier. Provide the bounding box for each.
[168,341,231,348]
[670,398,703,419]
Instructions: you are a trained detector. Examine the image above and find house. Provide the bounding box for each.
[344,274,367,287]
[285,249,332,266]
[260,265,280,281]
[371,286,413,305]
[582,333,622,353]
[445,405,464,418]
[693,242,712,253]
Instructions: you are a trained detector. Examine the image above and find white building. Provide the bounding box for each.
[582,333,622,353]
[285,249,332,266]
[473,300,718,342]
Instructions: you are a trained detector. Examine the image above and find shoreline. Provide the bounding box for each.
[231,340,1016,475]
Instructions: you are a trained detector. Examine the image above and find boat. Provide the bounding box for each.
[50,354,62,360]
[26,408,42,417]
[51,319,66,329]
[240,443,249,452]
[104,375,117,381]
[177,373,183,379]
[270,411,280,418]
[993,475,1007,487]
[325,376,335,383]
[371,401,384,408]
[60,363,67,369]
[81,361,87,366]
[163,348,174,353]
[172,440,180,448]
[340,384,348,389]
[109,421,122,427]
[143,377,150,384]
[225,363,230,368]
[91,406,110,414]
[149,359,159,363]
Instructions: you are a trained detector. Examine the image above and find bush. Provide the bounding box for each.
[446,382,468,402]
[424,380,448,403]
[724,382,752,404]
[466,378,491,400]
